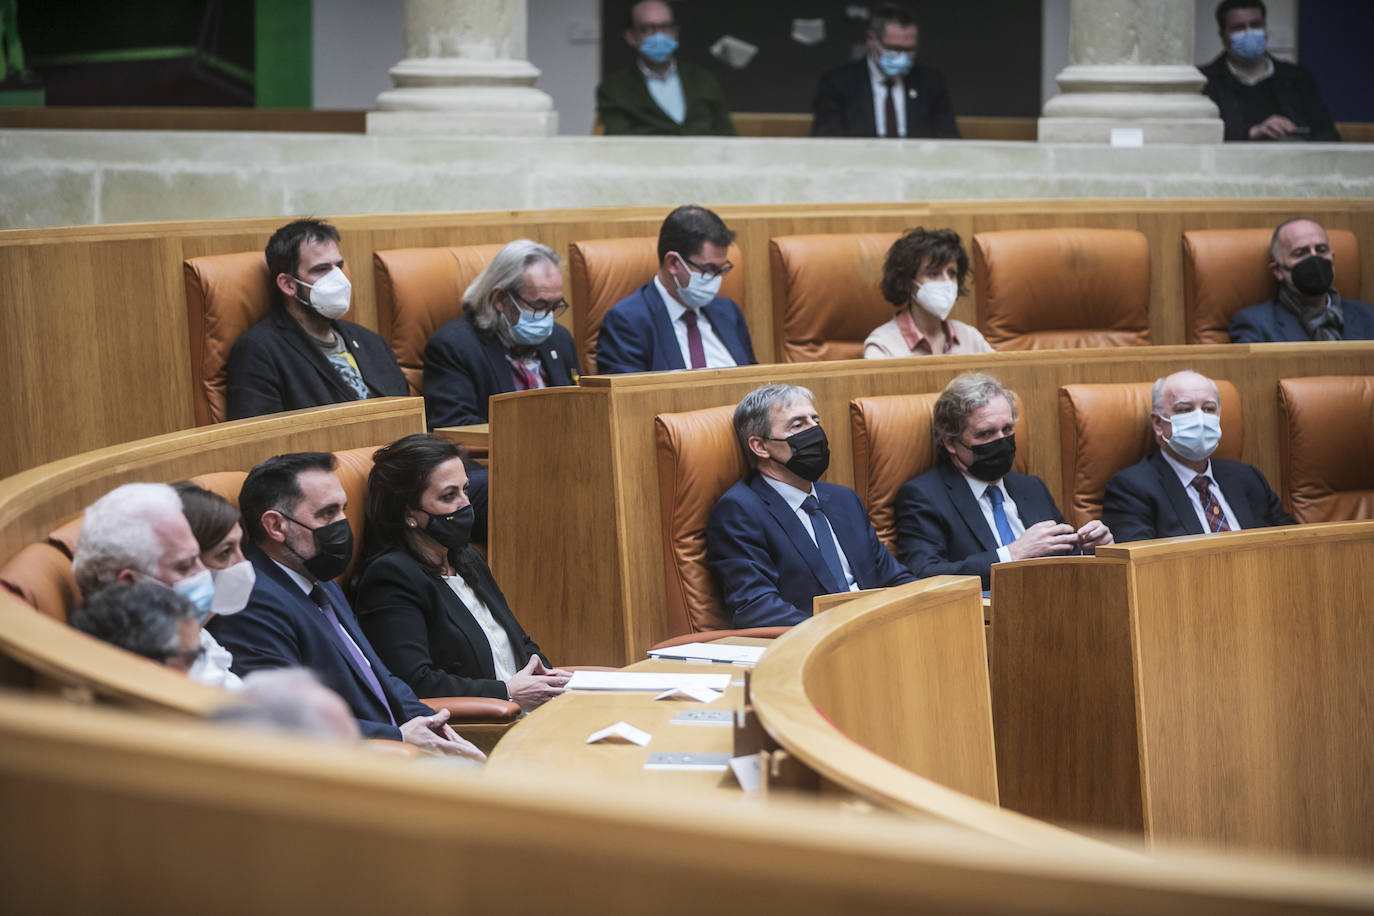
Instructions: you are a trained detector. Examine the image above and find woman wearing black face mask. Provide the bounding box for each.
[352,434,569,712]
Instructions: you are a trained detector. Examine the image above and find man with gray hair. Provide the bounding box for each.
[1103,369,1293,542]
[894,373,1109,590]
[72,482,241,689]
[706,383,913,628]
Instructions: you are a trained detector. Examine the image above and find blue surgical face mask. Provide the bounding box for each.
[1163,409,1222,463]
[504,303,554,346]
[172,568,216,623]
[639,32,678,64]
[878,49,913,77]
[1228,28,1267,61]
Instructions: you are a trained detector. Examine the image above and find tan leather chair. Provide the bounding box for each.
[850,393,1029,551]
[1182,228,1361,343]
[1277,376,1374,523]
[568,237,745,375]
[770,233,901,363]
[372,244,504,395]
[184,252,274,426]
[0,543,81,622]
[972,228,1151,350]
[1057,380,1243,529]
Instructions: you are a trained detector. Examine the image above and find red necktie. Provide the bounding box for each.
[883,78,899,138]
[682,310,706,369]
[1191,476,1232,533]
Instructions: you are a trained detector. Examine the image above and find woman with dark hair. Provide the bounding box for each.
[863,227,994,358]
[353,433,569,712]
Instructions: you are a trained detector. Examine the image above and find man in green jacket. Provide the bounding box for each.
[596,0,736,136]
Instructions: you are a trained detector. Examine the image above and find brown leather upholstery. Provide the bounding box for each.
[1057,380,1243,529]
[1277,376,1374,523]
[0,543,81,622]
[1182,228,1361,343]
[183,252,274,426]
[654,405,746,635]
[972,228,1151,350]
[850,393,1029,550]
[421,696,520,722]
[372,244,504,395]
[333,445,379,583]
[770,233,901,363]
[568,237,745,375]
[187,471,249,505]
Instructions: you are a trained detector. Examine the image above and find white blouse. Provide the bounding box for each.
[442,573,519,684]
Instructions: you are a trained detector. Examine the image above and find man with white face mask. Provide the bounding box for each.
[864,227,993,358]
[1102,370,1294,543]
[595,205,757,374]
[226,218,407,420]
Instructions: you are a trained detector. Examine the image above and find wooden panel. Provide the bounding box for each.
[0,107,367,132]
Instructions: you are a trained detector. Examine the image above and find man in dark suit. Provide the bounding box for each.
[595,205,756,375]
[226,219,408,421]
[895,373,1112,590]
[707,384,914,628]
[208,452,483,759]
[1230,218,1374,342]
[1103,370,1295,542]
[595,1,735,136]
[811,3,959,139]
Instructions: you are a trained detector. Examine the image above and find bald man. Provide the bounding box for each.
[1102,370,1295,543]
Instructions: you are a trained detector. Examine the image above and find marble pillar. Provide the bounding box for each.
[1040,0,1222,144]
[366,0,557,136]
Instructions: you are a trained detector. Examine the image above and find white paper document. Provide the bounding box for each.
[653,685,724,703]
[730,753,763,792]
[710,35,758,70]
[585,721,652,746]
[647,643,767,665]
[791,18,825,46]
[566,671,732,692]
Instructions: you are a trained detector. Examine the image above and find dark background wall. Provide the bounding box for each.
[601,0,1043,117]
[1298,0,1374,122]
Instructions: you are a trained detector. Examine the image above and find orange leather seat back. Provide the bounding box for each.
[0,543,83,622]
[183,251,275,426]
[770,233,901,363]
[972,228,1151,350]
[1057,380,1243,528]
[654,405,747,636]
[332,445,378,582]
[187,470,249,506]
[851,392,1029,550]
[373,245,504,395]
[1277,376,1374,523]
[569,237,745,375]
[1182,228,1361,343]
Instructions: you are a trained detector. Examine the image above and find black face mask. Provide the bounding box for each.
[964,433,1016,483]
[282,514,354,582]
[1290,255,1334,297]
[421,505,474,553]
[771,424,831,482]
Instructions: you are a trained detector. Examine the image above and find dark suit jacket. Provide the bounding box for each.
[1230,297,1374,342]
[894,464,1074,589]
[1199,54,1339,142]
[707,474,915,628]
[596,60,736,136]
[422,314,580,428]
[595,282,756,375]
[811,58,959,138]
[1102,450,1296,543]
[353,548,544,700]
[226,306,408,421]
[207,543,434,740]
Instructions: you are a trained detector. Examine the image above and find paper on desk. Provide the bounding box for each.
[730,753,763,793]
[791,18,825,45]
[566,671,732,692]
[653,685,724,703]
[585,721,652,746]
[710,35,758,69]
[648,642,766,665]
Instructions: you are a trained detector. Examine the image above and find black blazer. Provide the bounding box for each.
[894,463,1074,589]
[208,543,433,740]
[1102,450,1296,543]
[353,548,544,700]
[1230,297,1374,343]
[226,306,408,420]
[1199,54,1339,142]
[422,314,580,428]
[811,58,959,139]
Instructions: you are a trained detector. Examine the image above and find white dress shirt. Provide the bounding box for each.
[958,470,1027,565]
[189,627,243,690]
[639,58,686,124]
[867,57,907,137]
[761,475,859,592]
[653,275,738,369]
[1160,450,1243,532]
[442,573,519,684]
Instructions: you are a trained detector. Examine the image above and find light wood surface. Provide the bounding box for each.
[434,423,490,450]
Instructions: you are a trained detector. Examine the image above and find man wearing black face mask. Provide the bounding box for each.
[208,452,484,760]
[706,384,914,628]
[1230,218,1374,343]
[894,373,1112,590]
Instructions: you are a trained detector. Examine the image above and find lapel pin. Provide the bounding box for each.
[551,351,559,360]
[908,88,918,99]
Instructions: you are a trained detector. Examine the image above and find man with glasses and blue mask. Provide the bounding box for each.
[595,205,757,375]
[226,218,408,421]
[811,2,959,139]
[1103,370,1295,543]
[596,0,735,136]
[1199,0,1338,142]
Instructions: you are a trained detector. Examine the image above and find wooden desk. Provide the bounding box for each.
[435,423,490,451]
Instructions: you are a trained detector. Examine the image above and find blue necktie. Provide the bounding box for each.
[801,495,849,594]
[985,486,1017,548]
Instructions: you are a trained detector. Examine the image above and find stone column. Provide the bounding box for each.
[1040,0,1221,143]
[366,0,556,136]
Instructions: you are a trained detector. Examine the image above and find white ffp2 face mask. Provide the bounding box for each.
[915,280,958,320]
[209,560,256,616]
[294,266,351,319]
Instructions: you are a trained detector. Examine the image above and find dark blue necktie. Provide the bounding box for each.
[801,495,849,594]
[985,486,1017,548]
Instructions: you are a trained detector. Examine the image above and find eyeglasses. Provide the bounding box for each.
[507,289,569,320]
[632,20,676,35]
[678,254,734,281]
[159,645,206,667]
